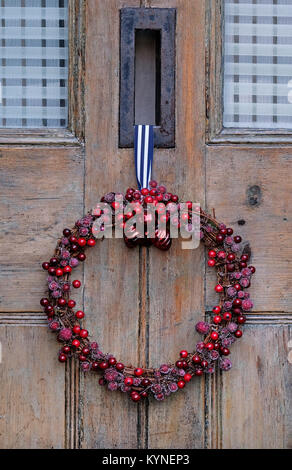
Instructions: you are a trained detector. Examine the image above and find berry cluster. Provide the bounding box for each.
[40,182,255,403]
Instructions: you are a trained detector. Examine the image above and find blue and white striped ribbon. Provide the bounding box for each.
[134,125,154,190]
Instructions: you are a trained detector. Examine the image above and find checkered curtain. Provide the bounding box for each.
[0,0,68,128]
[224,0,292,129]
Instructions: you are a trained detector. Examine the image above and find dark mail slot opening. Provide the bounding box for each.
[120,8,176,148]
[134,29,161,126]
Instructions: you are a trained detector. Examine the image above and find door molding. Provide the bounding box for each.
[206,0,292,145]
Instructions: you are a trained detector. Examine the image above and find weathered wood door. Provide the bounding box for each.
[0,0,291,449]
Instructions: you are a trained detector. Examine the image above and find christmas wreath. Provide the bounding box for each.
[40,181,255,403]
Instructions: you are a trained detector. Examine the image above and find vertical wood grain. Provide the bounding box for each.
[206,147,292,313]
[0,147,84,313]
[80,0,142,449]
[220,323,292,449]
[0,324,66,448]
[145,0,207,448]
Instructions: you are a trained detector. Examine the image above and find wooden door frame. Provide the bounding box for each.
[206,0,292,144]
[0,0,86,147]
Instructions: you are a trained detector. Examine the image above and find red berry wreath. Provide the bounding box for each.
[40,181,255,403]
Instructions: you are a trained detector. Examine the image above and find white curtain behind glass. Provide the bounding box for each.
[224,0,292,129]
[0,0,68,128]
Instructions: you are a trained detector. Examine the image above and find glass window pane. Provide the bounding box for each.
[0,0,68,128]
[223,0,292,129]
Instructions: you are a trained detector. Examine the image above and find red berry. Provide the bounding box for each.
[63,228,71,237]
[237,315,246,324]
[59,353,67,363]
[50,257,58,266]
[141,378,151,387]
[78,253,86,261]
[195,369,203,376]
[233,308,241,315]
[55,268,63,277]
[177,380,185,389]
[227,228,233,235]
[99,361,109,370]
[214,342,220,350]
[141,188,149,196]
[234,235,242,243]
[208,259,216,267]
[214,315,222,324]
[192,354,201,364]
[215,284,224,293]
[42,262,50,271]
[184,373,192,382]
[249,266,256,273]
[212,305,221,315]
[73,325,81,334]
[108,357,117,366]
[40,298,49,307]
[216,234,224,244]
[205,342,214,350]
[78,238,86,247]
[171,194,178,203]
[134,368,144,377]
[73,280,81,289]
[208,250,217,258]
[124,377,133,386]
[69,236,78,244]
[144,196,153,204]
[180,350,188,358]
[72,339,80,348]
[79,354,87,362]
[201,360,208,368]
[210,331,219,341]
[68,299,76,308]
[149,180,157,188]
[234,283,241,291]
[233,298,242,307]
[63,346,71,354]
[111,201,120,210]
[221,347,230,356]
[48,267,56,276]
[58,298,67,307]
[82,347,90,355]
[87,239,96,247]
[141,391,148,398]
[63,265,72,274]
[79,329,88,339]
[223,312,232,321]
[176,360,184,369]
[116,362,124,371]
[239,261,247,269]
[241,254,249,262]
[92,362,99,371]
[227,253,235,262]
[227,264,235,272]
[76,310,85,319]
[131,391,141,402]
[235,329,243,338]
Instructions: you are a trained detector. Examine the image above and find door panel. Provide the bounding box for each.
[0,325,66,448]
[206,147,292,313]
[0,148,84,313]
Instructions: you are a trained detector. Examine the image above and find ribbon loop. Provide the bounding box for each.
[134,125,154,190]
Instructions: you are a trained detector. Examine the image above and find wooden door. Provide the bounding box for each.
[0,0,291,449]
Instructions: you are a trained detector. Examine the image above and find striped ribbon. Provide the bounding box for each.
[134,125,154,190]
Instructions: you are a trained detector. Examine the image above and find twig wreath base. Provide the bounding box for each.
[40,182,255,403]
